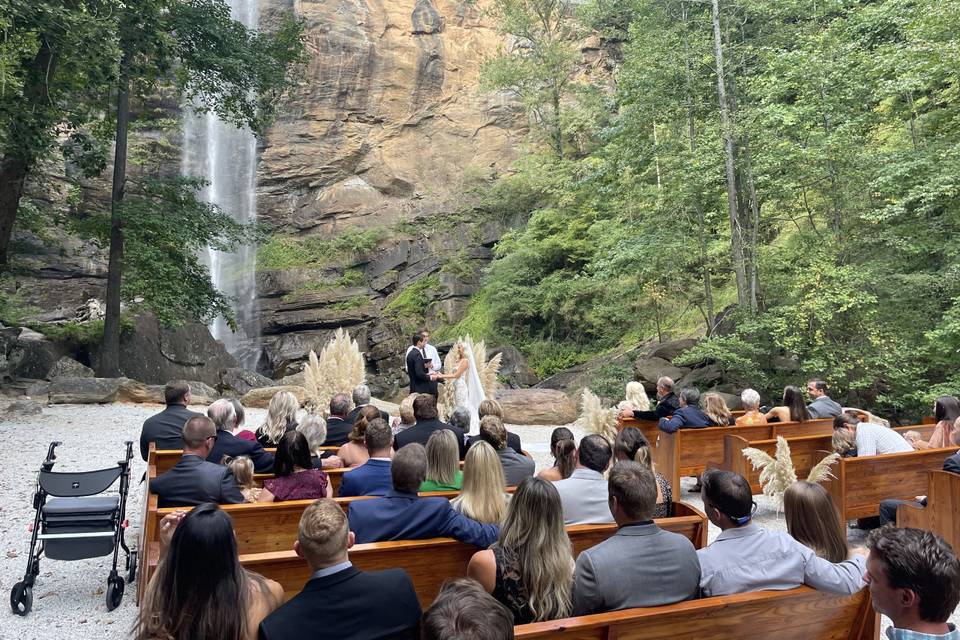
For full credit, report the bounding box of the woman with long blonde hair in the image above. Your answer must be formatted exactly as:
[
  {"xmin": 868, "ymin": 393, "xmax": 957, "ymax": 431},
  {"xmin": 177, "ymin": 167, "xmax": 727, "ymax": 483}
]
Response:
[
  {"xmin": 450, "ymin": 441, "xmax": 509, "ymax": 524},
  {"xmin": 421, "ymin": 429, "xmax": 463, "ymax": 491},
  {"xmin": 784, "ymin": 481, "xmax": 849, "ymax": 563},
  {"xmin": 467, "ymin": 476, "xmax": 574, "ymax": 624},
  {"xmin": 255, "ymin": 391, "xmax": 300, "ymax": 446},
  {"xmin": 703, "ymin": 393, "xmax": 735, "ymax": 426}
]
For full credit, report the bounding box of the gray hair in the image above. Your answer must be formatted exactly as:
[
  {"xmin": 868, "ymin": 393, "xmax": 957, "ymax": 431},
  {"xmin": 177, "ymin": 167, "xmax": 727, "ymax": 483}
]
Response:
[
  {"xmin": 679, "ymin": 387, "xmax": 700, "ymax": 407},
  {"xmin": 297, "ymin": 413, "xmax": 328, "ymax": 455},
  {"xmin": 329, "ymin": 393, "xmax": 351, "ymax": 417},
  {"xmin": 657, "ymin": 376, "xmax": 675, "ymax": 392},
  {"xmin": 448, "ymin": 407, "xmax": 472, "ymax": 431},
  {"xmin": 229, "ymin": 398, "xmax": 245, "ymax": 429},
  {"xmin": 206, "ymin": 399, "xmax": 237, "ymax": 430},
  {"xmin": 740, "ymin": 388, "xmax": 761, "ymax": 409},
  {"xmin": 352, "ymin": 384, "xmax": 371, "ymax": 407}
]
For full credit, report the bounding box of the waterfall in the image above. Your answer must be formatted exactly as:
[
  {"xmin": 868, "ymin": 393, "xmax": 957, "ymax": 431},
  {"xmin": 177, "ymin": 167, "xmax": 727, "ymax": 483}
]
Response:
[{"xmin": 180, "ymin": 0, "xmax": 261, "ymax": 370}]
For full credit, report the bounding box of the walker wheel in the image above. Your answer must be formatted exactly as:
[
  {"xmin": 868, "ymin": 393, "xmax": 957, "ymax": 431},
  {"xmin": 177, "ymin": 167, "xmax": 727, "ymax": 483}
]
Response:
[
  {"xmin": 126, "ymin": 549, "xmax": 138, "ymax": 584},
  {"xmin": 105, "ymin": 576, "xmax": 124, "ymax": 611},
  {"xmin": 10, "ymin": 582, "xmax": 32, "ymax": 616}
]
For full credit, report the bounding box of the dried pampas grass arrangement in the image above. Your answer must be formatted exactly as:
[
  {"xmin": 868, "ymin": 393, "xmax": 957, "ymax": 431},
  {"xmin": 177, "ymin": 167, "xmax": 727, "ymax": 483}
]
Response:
[
  {"xmin": 303, "ymin": 327, "xmax": 366, "ymax": 413},
  {"xmin": 436, "ymin": 335, "xmax": 503, "ymax": 420},
  {"xmin": 576, "ymin": 388, "xmax": 619, "ymax": 443},
  {"xmin": 742, "ymin": 437, "xmax": 841, "ymax": 509}
]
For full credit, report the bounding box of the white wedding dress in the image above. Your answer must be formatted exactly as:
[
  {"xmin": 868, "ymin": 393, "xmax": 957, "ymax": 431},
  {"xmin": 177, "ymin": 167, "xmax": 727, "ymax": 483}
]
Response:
[{"xmin": 452, "ymin": 350, "xmax": 486, "ymax": 434}]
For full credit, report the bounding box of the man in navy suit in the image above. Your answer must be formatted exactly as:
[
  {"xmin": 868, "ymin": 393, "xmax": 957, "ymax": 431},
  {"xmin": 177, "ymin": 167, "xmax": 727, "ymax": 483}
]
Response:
[
  {"xmin": 325, "ymin": 393, "xmax": 353, "ymax": 447},
  {"xmin": 658, "ymin": 388, "xmax": 711, "ymax": 434},
  {"xmin": 879, "ymin": 448, "xmax": 960, "ymax": 524},
  {"xmin": 139, "ymin": 380, "xmax": 202, "ymax": 460},
  {"xmin": 394, "ymin": 394, "xmax": 467, "ymax": 459},
  {"xmin": 339, "ymin": 419, "xmax": 394, "ymax": 497},
  {"xmin": 258, "ymin": 498, "xmax": 421, "ymax": 640},
  {"xmin": 151, "ymin": 416, "xmax": 245, "ymax": 508},
  {"xmin": 348, "ymin": 444, "xmax": 499, "ymax": 547},
  {"xmin": 205, "ymin": 398, "xmax": 275, "ymax": 472}
]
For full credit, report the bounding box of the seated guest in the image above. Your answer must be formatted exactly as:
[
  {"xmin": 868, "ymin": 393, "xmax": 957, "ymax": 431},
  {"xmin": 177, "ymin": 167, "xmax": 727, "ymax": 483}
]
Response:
[
  {"xmin": 226, "ymin": 455, "xmax": 261, "ymax": 503},
  {"xmin": 421, "ymin": 429, "xmax": 463, "ymax": 491},
  {"xmin": 339, "ymin": 419, "xmax": 394, "ymax": 498},
  {"xmin": 139, "ymin": 380, "xmax": 201, "ymax": 460},
  {"xmin": 537, "ymin": 427, "xmax": 576, "ymax": 482},
  {"xmin": 553, "ymin": 434, "xmax": 614, "ymax": 524},
  {"xmin": 229, "ymin": 398, "xmax": 255, "ymax": 441},
  {"xmin": 613, "ymin": 427, "xmax": 672, "ymax": 517},
  {"xmin": 448, "ymin": 406, "xmax": 473, "ymax": 439},
  {"xmin": 735, "ymin": 389, "xmax": 767, "ymax": 426},
  {"xmin": 259, "ymin": 431, "xmax": 331, "ymax": 502},
  {"xmin": 658, "ymin": 387, "xmax": 710, "ymax": 433},
  {"xmin": 451, "ymin": 441, "xmax": 511, "ymax": 524},
  {"xmin": 806, "ymin": 379, "xmax": 843, "ymax": 419},
  {"xmin": 833, "ymin": 413, "xmax": 912, "ymax": 457},
  {"xmin": 864, "ymin": 526, "xmax": 960, "ymax": 640},
  {"xmin": 618, "ymin": 376, "xmax": 680, "ymax": 422},
  {"xmin": 421, "ymin": 578, "xmax": 514, "ymax": 640},
  {"xmin": 879, "ymin": 438, "xmax": 960, "ymax": 524},
  {"xmin": 255, "ymin": 391, "xmax": 300, "ymax": 447},
  {"xmin": 764, "ymin": 385, "xmax": 811, "ymax": 423},
  {"xmin": 832, "ymin": 426, "xmax": 858, "ymax": 457},
  {"xmin": 703, "ymin": 392, "xmax": 735, "ymax": 426},
  {"xmin": 572, "ymin": 462, "xmax": 700, "ymax": 615},
  {"xmin": 697, "ymin": 469, "xmax": 866, "ymax": 596},
  {"xmin": 394, "ymin": 394, "xmax": 467, "ymax": 459},
  {"xmin": 467, "ymin": 477, "xmax": 573, "ymax": 623},
  {"xmin": 479, "ymin": 416, "xmax": 534, "ymax": 486},
  {"xmin": 207, "ymin": 398, "xmax": 275, "ymax": 473},
  {"xmin": 134, "ymin": 504, "xmax": 283, "ymax": 640},
  {"xmin": 324, "ymin": 393, "xmax": 353, "ymax": 446},
  {"xmin": 345, "ymin": 383, "xmax": 390, "ymax": 424},
  {"xmin": 337, "ymin": 405, "xmax": 380, "ymax": 468},
  {"xmin": 391, "ymin": 393, "xmax": 418, "ymax": 435},
  {"xmin": 909, "ymin": 396, "xmax": 960, "ymax": 450},
  {"xmin": 348, "ymin": 443, "xmax": 499, "ymax": 546},
  {"xmin": 258, "ymin": 499, "xmax": 421, "ymax": 640},
  {"xmin": 784, "ymin": 481, "xmax": 848, "ymax": 562},
  {"xmin": 297, "ymin": 413, "xmax": 342, "ymax": 470},
  {"xmin": 467, "ymin": 399, "xmax": 523, "ymax": 454},
  {"xmin": 152, "ymin": 416, "xmax": 245, "ymax": 508}
]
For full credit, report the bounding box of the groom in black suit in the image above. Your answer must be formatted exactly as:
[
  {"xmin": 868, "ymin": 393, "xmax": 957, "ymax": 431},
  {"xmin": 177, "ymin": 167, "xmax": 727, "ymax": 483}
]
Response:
[{"xmin": 406, "ymin": 333, "xmax": 439, "ymax": 397}]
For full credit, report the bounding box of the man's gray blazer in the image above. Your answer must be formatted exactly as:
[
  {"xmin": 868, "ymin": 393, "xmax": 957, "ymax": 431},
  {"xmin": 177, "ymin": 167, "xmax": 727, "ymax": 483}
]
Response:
[
  {"xmin": 553, "ymin": 468, "xmax": 614, "ymax": 525},
  {"xmin": 807, "ymin": 396, "xmax": 842, "ymax": 419},
  {"xmin": 572, "ymin": 522, "xmax": 701, "ymax": 615}
]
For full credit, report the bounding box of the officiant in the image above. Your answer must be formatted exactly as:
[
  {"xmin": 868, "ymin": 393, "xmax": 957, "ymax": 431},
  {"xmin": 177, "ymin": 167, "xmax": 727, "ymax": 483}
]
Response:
[{"xmin": 404, "ymin": 328, "xmax": 442, "ymax": 372}]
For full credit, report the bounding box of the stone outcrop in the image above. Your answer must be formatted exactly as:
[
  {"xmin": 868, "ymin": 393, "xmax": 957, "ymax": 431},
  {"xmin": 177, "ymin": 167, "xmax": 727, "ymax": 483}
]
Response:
[
  {"xmin": 218, "ymin": 367, "xmax": 276, "ymax": 398},
  {"xmin": 47, "ymin": 356, "xmax": 95, "ymax": 380},
  {"xmin": 495, "ymin": 388, "xmax": 578, "ymax": 425},
  {"xmin": 241, "ymin": 385, "xmax": 307, "ymax": 409}
]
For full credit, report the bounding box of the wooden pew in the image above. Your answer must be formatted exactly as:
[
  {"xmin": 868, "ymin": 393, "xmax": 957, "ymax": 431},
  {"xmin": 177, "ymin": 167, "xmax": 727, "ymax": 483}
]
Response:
[
  {"xmin": 897, "ymin": 470, "xmax": 960, "ymax": 553},
  {"xmin": 232, "ymin": 502, "xmax": 706, "ymax": 606},
  {"xmin": 723, "ymin": 424, "xmax": 934, "ymax": 494},
  {"xmin": 513, "ymin": 586, "xmax": 878, "ymax": 640},
  {"xmin": 823, "ymin": 445, "xmax": 958, "ymax": 521}
]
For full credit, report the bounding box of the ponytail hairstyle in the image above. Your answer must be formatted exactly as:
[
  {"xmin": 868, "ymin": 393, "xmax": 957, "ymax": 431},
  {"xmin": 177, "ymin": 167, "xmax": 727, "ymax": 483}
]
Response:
[
  {"xmin": 614, "ymin": 426, "xmax": 654, "ymax": 472},
  {"xmin": 348, "ymin": 405, "xmax": 380, "ymax": 443},
  {"xmin": 549, "ymin": 427, "xmax": 576, "ymax": 480}
]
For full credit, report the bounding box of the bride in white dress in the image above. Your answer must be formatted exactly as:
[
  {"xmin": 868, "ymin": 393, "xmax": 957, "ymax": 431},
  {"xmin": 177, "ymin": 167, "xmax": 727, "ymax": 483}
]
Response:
[{"xmin": 440, "ymin": 342, "xmax": 486, "ymax": 433}]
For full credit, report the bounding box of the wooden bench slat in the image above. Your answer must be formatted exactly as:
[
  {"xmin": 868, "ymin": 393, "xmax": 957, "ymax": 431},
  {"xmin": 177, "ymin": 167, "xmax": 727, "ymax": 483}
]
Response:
[{"xmin": 897, "ymin": 470, "xmax": 960, "ymax": 553}]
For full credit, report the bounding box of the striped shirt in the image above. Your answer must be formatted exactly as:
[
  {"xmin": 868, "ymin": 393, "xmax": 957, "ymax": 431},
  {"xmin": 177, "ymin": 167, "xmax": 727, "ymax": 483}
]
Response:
[
  {"xmin": 855, "ymin": 422, "xmax": 914, "ymax": 456},
  {"xmin": 887, "ymin": 624, "xmax": 960, "ymax": 640}
]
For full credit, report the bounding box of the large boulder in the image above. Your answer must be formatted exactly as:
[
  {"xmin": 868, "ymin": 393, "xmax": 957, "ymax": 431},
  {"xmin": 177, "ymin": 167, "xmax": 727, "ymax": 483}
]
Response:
[
  {"xmin": 633, "ymin": 356, "xmax": 690, "ymax": 388},
  {"xmin": 3, "ymin": 397, "xmax": 44, "ymax": 418},
  {"xmin": 241, "ymin": 385, "xmax": 308, "ymax": 409},
  {"xmin": 494, "ymin": 389, "xmax": 577, "ymax": 425},
  {"xmin": 706, "ymin": 389, "xmax": 742, "ymax": 411},
  {"xmin": 187, "ymin": 381, "xmax": 219, "ymax": 405},
  {"xmin": 46, "ymin": 356, "xmax": 94, "ymax": 380},
  {"xmin": 648, "ymin": 338, "xmax": 698, "ymax": 362},
  {"xmin": 7, "ymin": 328, "xmax": 70, "ymax": 380},
  {"xmin": 49, "ymin": 377, "xmax": 129, "ymax": 404},
  {"xmin": 491, "ymin": 345, "xmax": 538, "ymax": 388},
  {"xmin": 677, "ymin": 364, "xmax": 724, "ymax": 390},
  {"xmin": 218, "ymin": 367, "xmax": 275, "ymax": 398},
  {"xmin": 115, "ymin": 380, "xmax": 165, "ymax": 404},
  {"xmin": 92, "ymin": 312, "xmax": 236, "ymax": 387}
]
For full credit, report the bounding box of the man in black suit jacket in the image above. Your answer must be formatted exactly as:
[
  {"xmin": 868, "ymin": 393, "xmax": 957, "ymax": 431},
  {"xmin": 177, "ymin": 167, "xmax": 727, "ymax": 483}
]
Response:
[
  {"xmin": 205, "ymin": 398, "xmax": 274, "ymax": 472},
  {"xmin": 325, "ymin": 393, "xmax": 354, "ymax": 447},
  {"xmin": 406, "ymin": 333, "xmax": 439, "ymax": 396},
  {"xmin": 139, "ymin": 380, "xmax": 202, "ymax": 460},
  {"xmin": 879, "ymin": 449, "xmax": 960, "ymax": 524},
  {"xmin": 151, "ymin": 416, "xmax": 245, "ymax": 508},
  {"xmin": 345, "ymin": 383, "xmax": 390, "ymax": 424},
  {"xmin": 618, "ymin": 376, "xmax": 681, "ymax": 422},
  {"xmin": 258, "ymin": 498, "xmax": 420, "ymax": 640},
  {"xmin": 394, "ymin": 395, "xmax": 466, "ymax": 459}
]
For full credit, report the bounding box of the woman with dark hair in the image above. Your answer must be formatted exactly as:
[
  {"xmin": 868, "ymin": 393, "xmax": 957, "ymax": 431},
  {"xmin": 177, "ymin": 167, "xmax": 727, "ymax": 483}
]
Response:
[
  {"xmin": 909, "ymin": 396, "xmax": 960, "ymax": 450},
  {"xmin": 134, "ymin": 504, "xmax": 283, "ymax": 640},
  {"xmin": 765, "ymin": 385, "xmax": 811, "ymax": 423},
  {"xmin": 537, "ymin": 427, "xmax": 576, "ymax": 482},
  {"xmin": 259, "ymin": 431, "xmax": 331, "ymax": 502},
  {"xmin": 337, "ymin": 404, "xmax": 379, "ymax": 467},
  {"xmin": 784, "ymin": 481, "xmax": 848, "ymax": 563},
  {"xmin": 613, "ymin": 427, "xmax": 672, "ymax": 517}
]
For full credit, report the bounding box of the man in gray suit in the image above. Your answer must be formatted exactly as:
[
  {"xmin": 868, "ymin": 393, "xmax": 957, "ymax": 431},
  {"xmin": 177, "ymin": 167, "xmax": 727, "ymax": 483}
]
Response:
[
  {"xmin": 151, "ymin": 416, "xmax": 245, "ymax": 508},
  {"xmin": 806, "ymin": 379, "xmax": 842, "ymax": 418},
  {"xmin": 553, "ymin": 434, "xmax": 614, "ymax": 524},
  {"xmin": 572, "ymin": 462, "xmax": 700, "ymax": 614}
]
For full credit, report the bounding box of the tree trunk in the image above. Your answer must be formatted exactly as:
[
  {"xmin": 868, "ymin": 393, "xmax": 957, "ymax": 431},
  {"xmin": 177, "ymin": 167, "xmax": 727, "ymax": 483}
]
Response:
[
  {"xmin": 0, "ymin": 157, "xmax": 29, "ymax": 266},
  {"xmin": 98, "ymin": 48, "xmax": 132, "ymax": 377},
  {"xmin": 710, "ymin": 0, "xmax": 748, "ymax": 308},
  {"xmin": 552, "ymin": 81, "xmax": 563, "ymax": 159}
]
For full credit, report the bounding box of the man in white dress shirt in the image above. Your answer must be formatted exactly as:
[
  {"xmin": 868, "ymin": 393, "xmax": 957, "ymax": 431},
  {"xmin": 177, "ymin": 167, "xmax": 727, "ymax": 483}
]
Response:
[{"xmin": 405, "ymin": 328, "xmax": 441, "ymax": 373}]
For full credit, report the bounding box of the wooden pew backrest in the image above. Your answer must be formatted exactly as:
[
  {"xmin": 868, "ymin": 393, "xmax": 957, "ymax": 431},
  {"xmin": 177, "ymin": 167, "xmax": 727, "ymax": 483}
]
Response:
[{"xmin": 897, "ymin": 470, "xmax": 960, "ymax": 553}]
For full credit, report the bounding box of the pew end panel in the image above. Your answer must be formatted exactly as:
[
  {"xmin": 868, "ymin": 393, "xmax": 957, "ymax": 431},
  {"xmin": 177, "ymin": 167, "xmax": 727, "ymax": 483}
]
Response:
[{"xmin": 896, "ymin": 470, "xmax": 960, "ymax": 553}]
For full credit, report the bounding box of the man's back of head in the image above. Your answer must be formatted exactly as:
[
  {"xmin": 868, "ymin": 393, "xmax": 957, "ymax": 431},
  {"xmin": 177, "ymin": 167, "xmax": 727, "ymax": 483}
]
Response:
[
  {"xmin": 365, "ymin": 418, "xmax": 393, "ymax": 455},
  {"xmin": 329, "ymin": 393, "xmax": 351, "ymax": 418},
  {"xmin": 701, "ymin": 469, "xmax": 754, "ymax": 528},
  {"xmin": 413, "ymin": 394, "xmax": 439, "ymax": 422},
  {"xmin": 165, "ymin": 380, "xmax": 191, "ymax": 406},
  {"xmin": 392, "ymin": 443, "xmax": 428, "ymax": 493},
  {"xmin": 578, "ymin": 434, "xmax": 612, "ymax": 474},
  {"xmin": 608, "ymin": 461, "xmax": 657, "ymax": 523},
  {"xmin": 422, "ymin": 578, "xmax": 514, "ymax": 640},
  {"xmin": 657, "ymin": 376, "xmax": 675, "ymax": 394},
  {"xmin": 679, "ymin": 387, "xmax": 700, "ymax": 407},
  {"xmin": 478, "ymin": 415, "xmax": 507, "ymax": 451},
  {"xmin": 449, "ymin": 407, "xmax": 471, "ymax": 432},
  {"xmin": 297, "ymin": 498, "xmax": 351, "ymax": 572},
  {"xmin": 206, "ymin": 398, "xmax": 236, "ymax": 431},
  {"xmin": 182, "ymin": 416, "xmax": 217, "ymax": 452},
  {"xmin": 352, "ymin": 384, "xmax": 371, "ymax": 407}
]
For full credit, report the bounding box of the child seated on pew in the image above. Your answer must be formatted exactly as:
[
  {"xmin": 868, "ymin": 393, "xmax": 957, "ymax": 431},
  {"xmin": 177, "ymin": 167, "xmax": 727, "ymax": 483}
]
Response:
[{"xmin": 226, "ymin": 455, "xmax": 261, "ymax": 503}]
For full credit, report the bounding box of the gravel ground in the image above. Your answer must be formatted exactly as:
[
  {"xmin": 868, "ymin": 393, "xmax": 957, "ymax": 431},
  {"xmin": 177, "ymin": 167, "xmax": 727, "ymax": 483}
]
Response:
[{"xmin": 0, "ymin": 404, "xmax": 952, "ymax": 638}]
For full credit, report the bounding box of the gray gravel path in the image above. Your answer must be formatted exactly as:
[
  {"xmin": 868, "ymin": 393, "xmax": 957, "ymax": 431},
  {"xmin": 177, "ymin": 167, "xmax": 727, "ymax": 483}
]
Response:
[{"xmin": 0, "ymin": 405, "xmax": 951, "ymax": 638}]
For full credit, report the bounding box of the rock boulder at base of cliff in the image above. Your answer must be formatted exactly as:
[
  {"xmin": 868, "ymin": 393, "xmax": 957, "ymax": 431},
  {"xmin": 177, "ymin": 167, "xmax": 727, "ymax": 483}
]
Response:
[
  {"xmin": 47, "ymin": 356, "xmax": 95, "ymax": 380},
  {"xmin": 241, "ymin": 385, "xmax": 307, "ymax": 409},
  {"xmin": 7, "ymin": 328, "xmax": 70, "ymax": 380},
  {"xmin": 633, "ymin": 356, "xmax": 691, "ymax": 388},
  {"xmin": 4, "ymin": 398, "xmax": 44, "ymax": 417},
  {"xmin": 49, "ymin": 377, "xmax": 129, "ymax": 404},
  {"xmin": 218, "ymin": 368, "xmax": 275, "ymax": 398},
  {"xmin": 648, "ymin": 338, "xmax": 698, "ymax": 362},
  {"xmin": 495, "ymin": 389, "xmax": 578, "ymax": 425},
  {"xmin": 491, "ymin": 345, "xmax": 538, "ymax": 388}
]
